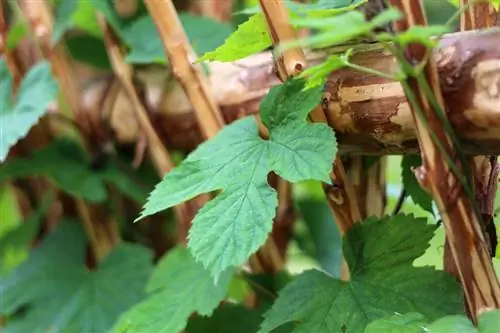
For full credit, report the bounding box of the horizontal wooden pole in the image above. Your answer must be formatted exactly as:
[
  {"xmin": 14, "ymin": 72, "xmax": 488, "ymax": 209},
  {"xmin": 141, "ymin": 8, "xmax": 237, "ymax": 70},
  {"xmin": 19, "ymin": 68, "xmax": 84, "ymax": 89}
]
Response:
[{"xmin": 83, "ymin": 28, "xmax": 500, "ymax": 155}]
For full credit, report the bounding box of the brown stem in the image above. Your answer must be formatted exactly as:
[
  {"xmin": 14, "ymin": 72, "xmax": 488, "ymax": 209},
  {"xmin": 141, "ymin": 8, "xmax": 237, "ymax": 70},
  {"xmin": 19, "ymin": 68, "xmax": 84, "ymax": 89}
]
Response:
[
  {"xmin": 390, "ymin": 0, "xmax": 500, "ymax": 321},
  {"xmin": 460, "ymin": 0, "xmax": 500, "ymax": 30},
  {"xmin": 17, "ymin": 0, "xmax": 120, "ymax": 261},
  {"xmin": 344, "ymin": 156, "xmax": 387, "ymax": 218},
  {"xmin": 444, "ymin": 3, "xmax": 500, "ymax": 311},
  {"xmin": 144, "ymin": 0, "xmax": 225, "ymax": 139},
  {"xmin": 342, "ymin": 1, "xmax": 391, "ymax": 220},
  {"xmin": 190, "ymin": 0, "xmax": 295, "ymax": 270},
  {"xmin": 258, "ymin": 0, "xmax": 363, "ymax": 281},
  {"xmin": 96, "ymin": 13, "xmax": 196, "ymax": 245},
  {"xmin": 20, "ymin": 0, "xmax": 81, "ymax": 118}
]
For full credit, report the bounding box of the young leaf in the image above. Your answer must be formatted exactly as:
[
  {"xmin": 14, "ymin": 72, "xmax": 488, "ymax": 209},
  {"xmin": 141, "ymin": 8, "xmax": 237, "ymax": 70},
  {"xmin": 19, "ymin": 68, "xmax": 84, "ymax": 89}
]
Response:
[
  {"xmin": 0, "ymin": 223, "xmax": 153, "ymax": 333},
  {"xmin": 401, "ymin": 155, "xmax": 434, "ymax": 215},
  {"xmin": 0, "ymin": 60, "xmax": 58, "ymax": 162},
  {"xmin": 111, "ymin": 246, "xmax": 233, "ymax": 333},
  {"xmin": 363, "ymin": 313, "xmax": 429, "ymax": 333},
  {"xmin": 139, "ymin": 79, "xmax": 335, "ymax": 280},
  {"xmin": 198, "ymin": 13, "xmax": 272, "ymax": 63},
  {"xmin": 259, "ymin": 214, "xmax": 463, "ymax": 333}
]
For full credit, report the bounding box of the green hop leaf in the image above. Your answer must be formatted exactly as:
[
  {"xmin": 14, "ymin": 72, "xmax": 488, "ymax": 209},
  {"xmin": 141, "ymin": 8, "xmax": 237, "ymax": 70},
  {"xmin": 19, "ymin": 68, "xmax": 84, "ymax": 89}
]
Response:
[
  {"xmin": 401, "ymin": 155, "xmax": 434, "ymax": 215},
  {"xmin": 138, "ymin": 78, "xmax": 335, "ymax": 280},
  {"xmin": 0, "ymin": 223, "xmax": 153, "ymax": 333},
  {"xmin": 111, "ymin": 246, "xmax": 233, "ymax": 333},
  {"xmin": 258, "ymin": 214, "xmax": 463, "ymax": 333},
  {"xmin": 0, "ymin": 60, "xmax": 58, "ymax": 162}
]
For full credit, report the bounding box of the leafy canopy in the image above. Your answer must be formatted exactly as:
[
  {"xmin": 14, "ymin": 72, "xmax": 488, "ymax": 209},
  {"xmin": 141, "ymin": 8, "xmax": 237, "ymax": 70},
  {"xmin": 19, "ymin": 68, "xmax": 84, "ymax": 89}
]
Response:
[
  {"xmin": 258, "ymin": 214, "xmax": 463, "ymax": 333},
  {"xmin": 0, "ymin": 60, "xmax": 58, "ymax": 162},
  {"xmin": 138, "ymin": 78, "xmax": 336, "ymax": 280},
  {"xmin": 0, "ymin": 223, "xmax": 153, "ymax": 333},
  {"xmin": 111, "ymin": 246, "xmax": 233, "ymax": 333}
]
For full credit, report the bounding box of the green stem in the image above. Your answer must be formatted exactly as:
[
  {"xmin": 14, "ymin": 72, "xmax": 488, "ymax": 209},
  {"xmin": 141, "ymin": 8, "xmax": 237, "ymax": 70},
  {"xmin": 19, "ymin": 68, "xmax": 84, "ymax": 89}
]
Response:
[{"xmin": 344, "ymin": 61, "xmax": 398, "ymax": 81}]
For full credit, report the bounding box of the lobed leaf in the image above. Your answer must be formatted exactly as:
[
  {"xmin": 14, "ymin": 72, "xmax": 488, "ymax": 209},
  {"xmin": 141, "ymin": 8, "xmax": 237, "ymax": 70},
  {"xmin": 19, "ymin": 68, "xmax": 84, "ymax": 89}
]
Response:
[
  {"xmin": 139, "ymin": 79, "xmax": 335, "ymax": 280},
  {"xmin": 0, "ymin": 60, "xmax": 58, "ymax": 162},
  {"xmin": 111, "ymin": 246, "xmax": 232, "ymax": 333},
  {"xmin": 259, "ymin": 214, "xmax": 463, "ymax": 333},
  {"xmin": 401, "ymin": 155, "xmax": 434, "ymax": 215},
  {"xmin": 0, "ymin": 223, "xmax": 153, "ymax": 333}
]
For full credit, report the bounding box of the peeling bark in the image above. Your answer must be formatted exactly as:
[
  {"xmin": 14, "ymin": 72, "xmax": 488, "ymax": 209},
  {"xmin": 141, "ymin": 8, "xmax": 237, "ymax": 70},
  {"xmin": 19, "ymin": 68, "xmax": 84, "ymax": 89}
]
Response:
[
  {"xmin": 79, "ymin": 29, "xmax": 500, "ymax": 155},
  {"xmin": 444, "ymin": 1, "xmax": 499, "ymax": 303}
]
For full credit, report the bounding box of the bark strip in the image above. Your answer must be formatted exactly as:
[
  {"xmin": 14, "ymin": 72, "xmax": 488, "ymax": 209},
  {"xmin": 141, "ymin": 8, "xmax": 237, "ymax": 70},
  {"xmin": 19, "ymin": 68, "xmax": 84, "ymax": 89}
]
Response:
[
  {"xmin": 81, "ymin": 29, "xmax": 500, "ymax": 156},
  {"xmin": 390, "ymin": 0, "xmax": 500, "ymax": 321},
  {"xmin": 96, "ymin": 12, "xmax": 201, "ymax": 245}
]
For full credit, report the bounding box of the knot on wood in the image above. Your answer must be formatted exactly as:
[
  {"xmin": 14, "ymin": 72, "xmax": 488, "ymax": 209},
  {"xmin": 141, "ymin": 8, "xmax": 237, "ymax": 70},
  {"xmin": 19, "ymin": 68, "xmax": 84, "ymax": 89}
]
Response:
[
  {"xmin": 472, "ymin": 60, "xmax": 500, "ymax": 99},
  {"xmin": 471, "ymin": 60, "xmax": 500, "ymax": 119},
  {"xmin": 323, "ymin": 182, "xmax": 345, "ymax": 205},
  {"xmin": 436, "ymin": 46, "xmax": 464, "ymax": 92}
]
